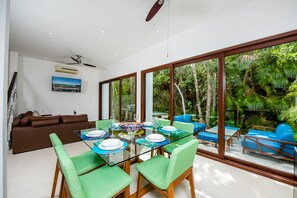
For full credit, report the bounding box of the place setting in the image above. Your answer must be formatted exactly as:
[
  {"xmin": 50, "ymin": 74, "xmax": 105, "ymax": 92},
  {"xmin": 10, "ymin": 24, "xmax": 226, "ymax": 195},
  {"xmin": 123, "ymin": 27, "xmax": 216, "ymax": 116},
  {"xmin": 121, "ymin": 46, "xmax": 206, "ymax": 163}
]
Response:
[
  {"xmin": 136, "ymin": 133, "xmax": 169, "ymax": 148},
  {"xmin": 81, "ymin": 129, "xmax": 109, "ymax": 140},
  {"xmin": 158, "ymin": 126, "xmax": 183, "ymax": 136},
  {"xmin": 92, "ymin": 138, "xmax": 128, "ymax": 155}
]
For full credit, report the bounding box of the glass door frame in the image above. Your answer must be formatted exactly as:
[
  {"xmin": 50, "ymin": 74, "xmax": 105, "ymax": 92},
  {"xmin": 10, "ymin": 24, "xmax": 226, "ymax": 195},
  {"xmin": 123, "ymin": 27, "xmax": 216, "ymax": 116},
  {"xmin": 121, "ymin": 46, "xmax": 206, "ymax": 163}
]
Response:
[
  {"xmin": 141, "ymin": 64, "xmax": 173, "ymax": 124},
  {"xmin": 99, "ymin": 72, "xmax": 137, "ymax": 121}
]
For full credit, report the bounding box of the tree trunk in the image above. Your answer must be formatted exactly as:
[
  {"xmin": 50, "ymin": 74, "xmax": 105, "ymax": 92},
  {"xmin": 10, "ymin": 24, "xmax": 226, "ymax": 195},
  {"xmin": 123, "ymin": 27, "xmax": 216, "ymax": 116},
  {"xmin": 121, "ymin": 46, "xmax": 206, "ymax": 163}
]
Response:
[
  {"xmin": 174, "ymin": 83, "xmax": 186, "ymax": 114},
  {"xmin": 212, "ymin": 72, "xmax": 217, "ymax": 113},
  {"xmin": 205, "ymin": 63, "xmax": 212, "ymax": 127},
  {"xmin": 191, "ymin": 64, "xmax": 202, "ymax": 118}
]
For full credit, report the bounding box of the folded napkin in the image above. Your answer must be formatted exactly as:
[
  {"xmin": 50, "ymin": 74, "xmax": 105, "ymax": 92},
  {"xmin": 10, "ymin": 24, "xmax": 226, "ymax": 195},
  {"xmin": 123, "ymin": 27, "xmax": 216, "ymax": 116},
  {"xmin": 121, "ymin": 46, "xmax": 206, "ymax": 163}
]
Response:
[
  {"xmin": 136, "ymin": 138, "xmax": 170, "ymax": 148},
  {"xmin": 158, "ymin": 128, "xmax": 184, "ymax": 136},
  {"xmin": 81, "ymin": 131, "xmax": 110, "ymax": 140},
  {"xmin": 92, "ymin": 140, "xmax": 128, "ymax": 155}
]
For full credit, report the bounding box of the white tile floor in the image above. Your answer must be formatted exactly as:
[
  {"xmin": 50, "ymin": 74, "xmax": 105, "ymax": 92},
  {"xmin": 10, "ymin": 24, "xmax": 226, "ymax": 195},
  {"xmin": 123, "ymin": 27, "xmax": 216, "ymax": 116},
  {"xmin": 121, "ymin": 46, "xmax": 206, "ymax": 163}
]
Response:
[{"xmin": 7, "ymin": 142, "xmax": 294, "ymax": 198}]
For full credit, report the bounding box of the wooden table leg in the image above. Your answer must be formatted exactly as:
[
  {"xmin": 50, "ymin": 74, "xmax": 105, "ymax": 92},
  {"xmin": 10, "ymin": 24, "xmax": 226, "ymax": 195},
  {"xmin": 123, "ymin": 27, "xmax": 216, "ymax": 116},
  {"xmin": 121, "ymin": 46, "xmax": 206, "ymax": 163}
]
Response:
[{"xmin": 123, "ymin": 160, "xmax": 131, "ymax": 175}]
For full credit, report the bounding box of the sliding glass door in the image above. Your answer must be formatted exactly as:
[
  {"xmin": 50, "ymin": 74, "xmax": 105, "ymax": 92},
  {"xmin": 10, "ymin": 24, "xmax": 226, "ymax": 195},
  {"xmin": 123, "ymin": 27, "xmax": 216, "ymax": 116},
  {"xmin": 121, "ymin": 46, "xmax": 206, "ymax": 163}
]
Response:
[
  {"xmin": 224, "ymin": 41, "xmax": 297, "ymax": 174},
  {"xmin": 99, "ymin": 73, "xmax": 136, "ymax": 121}
]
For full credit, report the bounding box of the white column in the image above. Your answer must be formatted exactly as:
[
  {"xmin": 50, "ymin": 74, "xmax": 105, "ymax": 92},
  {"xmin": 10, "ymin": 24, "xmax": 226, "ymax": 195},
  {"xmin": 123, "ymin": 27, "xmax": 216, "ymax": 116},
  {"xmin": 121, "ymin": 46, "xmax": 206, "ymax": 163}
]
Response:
[
  {"xmin": 0, "ymin": 0, "xmax": 10, "ymax": 197},
  {"xmin": 101, "ymin": 83, "xmax": 110, "ymax": 119},
  {"xmin": 145, "ymin": 72, "xmax": 153, "ymax": 121}
]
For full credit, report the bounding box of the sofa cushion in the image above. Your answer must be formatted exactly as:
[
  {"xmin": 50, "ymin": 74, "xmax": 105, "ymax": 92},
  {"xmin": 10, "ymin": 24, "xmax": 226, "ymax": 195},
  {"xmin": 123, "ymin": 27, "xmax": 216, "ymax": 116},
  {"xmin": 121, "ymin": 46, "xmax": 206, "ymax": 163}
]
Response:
[
  {"xmin": 31, "ymin": 119, "xmax": 60, "ymax": 127},
  {"xmin": 61, "ymin": 114, "xmax": 88, "ymax": 124},
  {"xmin": 21, "ymin": 116, "xmax": 31, "ymax": 127},
  {"xmin": 12, "ymin": 118, "xmax": 21, "ymax": 127},
  {"xmin": 30, "ymin": 115, "xmax": 61, "ymax": 122}
]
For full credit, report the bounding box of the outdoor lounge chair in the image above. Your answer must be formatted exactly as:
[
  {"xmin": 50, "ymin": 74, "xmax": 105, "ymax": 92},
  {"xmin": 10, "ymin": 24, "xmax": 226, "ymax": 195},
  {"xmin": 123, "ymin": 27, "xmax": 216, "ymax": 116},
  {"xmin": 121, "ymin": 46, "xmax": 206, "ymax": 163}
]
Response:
[
  {"xmin": 174, "ymin": 114, "xmax": 206, "ymax": 133},
  {"xmin": 241, "ymin": 123, "xmax": 297, "ymax": 161},
  {"xmin": 197, "ymin": 126, "xmax": 240, "ymax": 149}
]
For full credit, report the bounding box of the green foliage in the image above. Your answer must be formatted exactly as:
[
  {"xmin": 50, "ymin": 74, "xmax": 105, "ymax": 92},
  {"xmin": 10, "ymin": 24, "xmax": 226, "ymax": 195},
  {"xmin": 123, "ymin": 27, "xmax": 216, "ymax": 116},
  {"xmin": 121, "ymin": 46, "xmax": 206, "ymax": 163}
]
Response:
[{"xmin": 225, "ymin": 41, "xmax": 297, "ymax": 129}]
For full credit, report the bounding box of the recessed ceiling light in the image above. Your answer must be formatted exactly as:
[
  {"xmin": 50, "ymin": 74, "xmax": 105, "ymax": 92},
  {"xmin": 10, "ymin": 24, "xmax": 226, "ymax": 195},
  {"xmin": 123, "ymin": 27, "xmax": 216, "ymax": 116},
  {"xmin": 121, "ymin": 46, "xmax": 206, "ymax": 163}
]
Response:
[
  {"xmin": 101, "ymin": 30, "xmax": 105, "ymax": 34},
  {"xmin": 49, "ymin": 32, "xmax": 54, "ymax": 36},
  {"xmin": 115, "ymin": 52, "xmax": 118, "ymax": 56},
  {"xmin": 156, "ymin": 29, "xmax": 160, "ymax": 33},
  {"xmin": 44, "ymin": 57, "xmax": 48, "ymax": 60}
]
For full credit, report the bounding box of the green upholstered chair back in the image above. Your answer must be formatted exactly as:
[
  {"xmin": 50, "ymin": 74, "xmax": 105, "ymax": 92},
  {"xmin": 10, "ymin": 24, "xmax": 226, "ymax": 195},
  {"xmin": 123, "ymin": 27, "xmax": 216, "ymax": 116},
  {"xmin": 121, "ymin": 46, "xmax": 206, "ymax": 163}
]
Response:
[
  {"xmin": 54, "ymin": 145, "xmax": 86, "ymax": 198},
  {"xmin": 96, "ymin": 119, "xmax": 112, "ymax": 129},
  {"xmin": 173, "ymin": 121, "xmax": 194, "ymax": 133},
  {"xmin": 49, "ymin": 133, "xmax": 62, "ymax": 147},
  {"xmin": 165, "ymin": 139, "xmax": 198, "ymax": 186},
  {"xmin": 156, "ymin": 118, "xmax": 171, "ymax": 127}
]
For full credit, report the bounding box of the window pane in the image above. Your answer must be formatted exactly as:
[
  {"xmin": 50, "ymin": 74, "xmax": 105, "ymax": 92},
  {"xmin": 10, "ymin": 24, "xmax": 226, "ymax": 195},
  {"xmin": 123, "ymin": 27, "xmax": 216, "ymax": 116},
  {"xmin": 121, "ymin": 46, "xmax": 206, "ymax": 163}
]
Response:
[
  {"xmin": 174, "ymin": 58, "xmax": 219, "ymax": 154},
  {"xmin": 225, "ymin": 41, "xmax": 297, "ymax": 174},
  {"xmin": 145, "ymin": 69, "xmax": 170, "ymax": 121},
  {"xmin": 111, "ymin": 80, "xmax": 120, "ymax": 120},
  {"xmin": 121, "ymin": 77, "xmax": 136, "ymax": 121}
]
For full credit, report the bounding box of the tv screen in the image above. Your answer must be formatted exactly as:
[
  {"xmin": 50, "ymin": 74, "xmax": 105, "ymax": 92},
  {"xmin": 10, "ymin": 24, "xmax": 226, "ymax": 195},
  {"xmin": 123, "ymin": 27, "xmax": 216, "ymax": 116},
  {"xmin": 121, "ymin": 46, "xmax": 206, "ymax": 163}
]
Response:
[{"xmin": 52, "ymin": 76, "xmax": 81, "ymax": 92}]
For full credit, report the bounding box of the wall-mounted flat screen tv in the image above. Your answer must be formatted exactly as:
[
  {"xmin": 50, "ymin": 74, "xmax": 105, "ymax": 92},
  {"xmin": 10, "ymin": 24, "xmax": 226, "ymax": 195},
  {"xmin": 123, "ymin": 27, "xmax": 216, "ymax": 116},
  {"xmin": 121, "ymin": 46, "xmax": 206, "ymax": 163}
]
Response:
[{"xmin": 52, "ymin": 76, "xmax": 81, "ymax": 92}]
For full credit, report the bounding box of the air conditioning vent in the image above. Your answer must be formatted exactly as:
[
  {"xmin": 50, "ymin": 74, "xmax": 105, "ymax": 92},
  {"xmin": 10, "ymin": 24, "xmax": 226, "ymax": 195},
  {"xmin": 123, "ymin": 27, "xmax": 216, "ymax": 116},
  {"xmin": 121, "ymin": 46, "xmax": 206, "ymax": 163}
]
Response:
[{"xmin": 55, "ymin": 65, "xmax": 78, "ymax": 74}]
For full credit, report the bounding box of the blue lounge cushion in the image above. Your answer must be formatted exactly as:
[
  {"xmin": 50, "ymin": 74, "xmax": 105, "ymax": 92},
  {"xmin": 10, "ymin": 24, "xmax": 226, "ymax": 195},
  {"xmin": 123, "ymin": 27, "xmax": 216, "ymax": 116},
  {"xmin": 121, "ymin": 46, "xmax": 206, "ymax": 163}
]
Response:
[
  {"xmin": 241, "ymin": 137, "xmax": 280, "ymax": 155},
  {"xmin": 198, "ymin": 132, "xmax": 228, "ymax": 144},
  {"xmin": 192, "ymin": 122, "xmax": 206, "ymax": 133},
  {"xmin": 183, "ymin": 114, "xmax": 192, "ymax": 122},
  {"xmin": 174, "ymin": 114, "xmax": 206, "ymax": 133},
  {"xmin": 242, "ymin": 123, "xmax": 296, "ymax": 158},
  {"xmin": 275, "ymin": 123, "xmax": 292, "ymax": 140}
]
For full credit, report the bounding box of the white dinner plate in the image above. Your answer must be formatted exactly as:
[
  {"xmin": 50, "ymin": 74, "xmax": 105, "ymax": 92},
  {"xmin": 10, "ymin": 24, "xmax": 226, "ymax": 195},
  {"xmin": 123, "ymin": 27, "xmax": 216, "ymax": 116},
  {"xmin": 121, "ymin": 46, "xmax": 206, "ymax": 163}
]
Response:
[
  {"xmin": 143, "ymin": 122, "xmax": 153, "ymax": 126},
  {"xmin": 145, "ymin": 134, "xmax": 165, "ymax": 142},
  {"xmin": 162, "ymin": 126, "xmax": 177, "ymax": 132},
  {"xmin": 86, "ymin": 130, "xmax": 105, "ymax": 137},
  {"xmin": 99, "ymin": 139, "xmax": 124, "ymax": 150}
]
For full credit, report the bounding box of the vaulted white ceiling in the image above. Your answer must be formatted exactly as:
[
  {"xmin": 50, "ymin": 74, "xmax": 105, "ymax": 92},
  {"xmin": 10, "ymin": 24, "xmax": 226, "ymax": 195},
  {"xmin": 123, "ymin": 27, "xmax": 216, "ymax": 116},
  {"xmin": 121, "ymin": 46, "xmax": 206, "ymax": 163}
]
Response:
[{"xmin": 9, "ymin": 0, "xmax": 249, "ymax": 69}]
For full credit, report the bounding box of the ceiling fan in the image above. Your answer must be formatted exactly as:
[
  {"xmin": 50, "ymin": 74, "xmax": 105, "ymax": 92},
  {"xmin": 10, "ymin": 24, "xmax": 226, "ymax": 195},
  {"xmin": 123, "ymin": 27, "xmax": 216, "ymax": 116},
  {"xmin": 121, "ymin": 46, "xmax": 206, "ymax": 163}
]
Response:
[
  {"xmin": 66, "ymin": 55, "xmax": 97, "ymax": 68},
  {"xmin": 146, "ymin": 0, "xmax": 165, "ymax": 22}
]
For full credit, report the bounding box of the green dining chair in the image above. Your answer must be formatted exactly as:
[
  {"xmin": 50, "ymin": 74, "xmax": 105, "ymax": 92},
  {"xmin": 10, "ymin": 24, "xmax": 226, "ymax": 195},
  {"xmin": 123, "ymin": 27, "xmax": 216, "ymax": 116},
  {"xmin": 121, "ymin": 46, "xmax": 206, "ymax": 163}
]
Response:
[
  {"xmin": 96, "ymin": 119, "xmax": 112, "ymax": 129},
  {"xmin": 163, "ymin": 121, "xmax": 195, "ymax": 155},
  {"xmin": 49, "ymin": 133, "xmax": 105, "ymax": 198},
  {"xmin": 136, "ymin": 139, "xmax": 198, "ymax": 198},
  {"xmin": 156, "ymin": 118, "xmax": 171, "ymax": 127},
  {"xmin": 54, "ymin": 145, "xmax": 132, "ymax": 198}
]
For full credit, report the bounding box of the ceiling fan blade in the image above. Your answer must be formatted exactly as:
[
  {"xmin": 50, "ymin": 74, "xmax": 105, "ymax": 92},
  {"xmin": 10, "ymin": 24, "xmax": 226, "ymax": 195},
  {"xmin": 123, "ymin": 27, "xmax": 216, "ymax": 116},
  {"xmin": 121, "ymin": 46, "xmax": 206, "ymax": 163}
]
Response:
[
  {"xmin": 146, "ymin": 0, "xmax": 164, "ymax": 22},
  {"xmin": 71, "ymin": 56, "xmax": 77, "ymax": 62},
  {"xmin": 66, "ymin": 63, "xmax": 77, "ymax": 65},
  {"xmin": 83, "ymin": 63, "xmax": 97, "ymax": 68}
]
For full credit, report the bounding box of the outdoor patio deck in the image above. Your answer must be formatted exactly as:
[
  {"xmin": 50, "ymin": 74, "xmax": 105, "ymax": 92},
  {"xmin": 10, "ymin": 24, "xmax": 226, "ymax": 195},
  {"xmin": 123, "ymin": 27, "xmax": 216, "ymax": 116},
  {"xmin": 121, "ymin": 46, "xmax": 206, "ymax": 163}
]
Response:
[{"xmin": 197, "ymin": 135, "xmax": 294, "ymax": 174}]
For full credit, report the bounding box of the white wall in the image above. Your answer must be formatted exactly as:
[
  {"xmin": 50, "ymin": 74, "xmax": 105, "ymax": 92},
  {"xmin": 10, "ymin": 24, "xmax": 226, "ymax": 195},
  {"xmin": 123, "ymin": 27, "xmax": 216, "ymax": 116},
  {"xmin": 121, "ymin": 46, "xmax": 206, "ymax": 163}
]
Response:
[
  {"xmin": 8, "ymin": 51, "xmax": 18, "ymax": 83},
  {"xmin": 99, "ymin": 0, "xmax": 297, "ymax": 116},
  {"xmin": 0, "ymin": 0, "xmax": 9, "ymax": 197},
  {"xmin": 17, "ymin": 56, "xmax": 100, "ymax": 120}
]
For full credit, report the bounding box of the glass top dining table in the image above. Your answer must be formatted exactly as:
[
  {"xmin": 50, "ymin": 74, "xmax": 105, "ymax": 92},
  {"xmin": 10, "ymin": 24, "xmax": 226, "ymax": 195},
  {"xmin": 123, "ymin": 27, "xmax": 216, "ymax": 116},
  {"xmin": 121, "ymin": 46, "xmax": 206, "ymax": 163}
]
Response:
[{"xmin": 74, "ymin": 126, "xmax": 193, "ymax": 174}]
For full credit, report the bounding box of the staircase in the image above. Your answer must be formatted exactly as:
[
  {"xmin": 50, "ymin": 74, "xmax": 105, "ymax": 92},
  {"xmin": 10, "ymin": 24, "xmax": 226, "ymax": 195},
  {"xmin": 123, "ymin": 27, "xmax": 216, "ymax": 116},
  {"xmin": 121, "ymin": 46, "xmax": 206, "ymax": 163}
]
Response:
[{"xmin": 7, "ymin": 72, "xmax": 17, "ymax": 143}]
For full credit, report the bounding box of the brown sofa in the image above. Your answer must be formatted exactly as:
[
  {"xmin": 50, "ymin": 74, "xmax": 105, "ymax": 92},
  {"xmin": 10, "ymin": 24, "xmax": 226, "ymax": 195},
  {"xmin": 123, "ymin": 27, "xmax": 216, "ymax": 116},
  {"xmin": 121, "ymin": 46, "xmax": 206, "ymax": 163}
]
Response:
[{"xmin": 11, "ymin": 114, "xmax": 95, "ymax": 154}]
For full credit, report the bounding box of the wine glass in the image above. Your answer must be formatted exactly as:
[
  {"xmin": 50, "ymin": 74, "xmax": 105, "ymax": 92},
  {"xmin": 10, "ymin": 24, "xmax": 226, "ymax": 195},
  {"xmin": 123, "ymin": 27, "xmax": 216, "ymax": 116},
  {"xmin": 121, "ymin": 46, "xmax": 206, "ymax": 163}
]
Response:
[
  {"xmin": 152, "ymin": 117, "xmax": 159, "ymax": 132},
  {"xmin": 133, "ymin": 113, "xmax": 139, "ymax": 122},
  {"xmin": 110, "ymin": 115, "xmax": 116, "ymax": 138}
]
